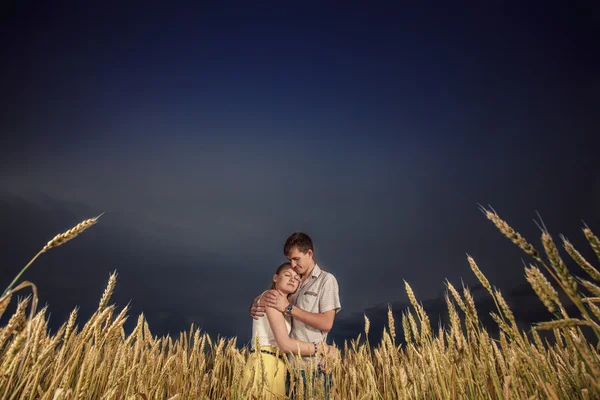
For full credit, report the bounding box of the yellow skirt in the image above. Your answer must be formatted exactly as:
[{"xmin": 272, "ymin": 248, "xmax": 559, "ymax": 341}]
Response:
[{"xmin": 242, "ymin": 346, "xmax": 287, "ymax": 399}]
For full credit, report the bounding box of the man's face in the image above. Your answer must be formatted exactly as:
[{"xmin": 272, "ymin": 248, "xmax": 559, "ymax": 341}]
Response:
[{"xmin": 286, "ymin": 247, "xmax": 313, "ymax": 276}]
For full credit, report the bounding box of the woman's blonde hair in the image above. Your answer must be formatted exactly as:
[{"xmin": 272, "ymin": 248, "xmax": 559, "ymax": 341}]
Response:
[{"xmin": 271, "ymin": 262, "xmax": 293, "ymax": 289}]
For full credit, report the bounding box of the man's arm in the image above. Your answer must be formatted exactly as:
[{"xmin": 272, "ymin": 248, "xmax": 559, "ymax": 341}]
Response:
[
  {"xmin": 289, "ymin": 307, "xmax": 336, "ymax": 333},
  {"xmin": 263, "ymin": 289, "xmax": 338, "ymax": 332},
  {"xmin": 302, "ymin": 273, "xmax": 341, "ymax": 333}
]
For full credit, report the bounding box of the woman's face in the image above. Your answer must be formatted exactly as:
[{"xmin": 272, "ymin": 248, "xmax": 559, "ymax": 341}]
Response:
[{"xmin": 274, "ymin": 267, "xmax": 301, "ymax": 294}]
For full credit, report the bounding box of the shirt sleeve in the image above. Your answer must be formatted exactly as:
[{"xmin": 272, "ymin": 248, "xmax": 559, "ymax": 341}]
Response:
[{"xmin": 319, "ymin": 273, "xmax": 341, "ymax": 314}]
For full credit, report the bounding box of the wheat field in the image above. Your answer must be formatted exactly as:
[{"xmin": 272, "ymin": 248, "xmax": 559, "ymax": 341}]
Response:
[{"xmin": 1, "ymin": 208, "xmax": 600, "ymax": 399}]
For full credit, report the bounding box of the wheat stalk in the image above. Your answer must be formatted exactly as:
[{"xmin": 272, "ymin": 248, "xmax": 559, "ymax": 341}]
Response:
[
  {"xmin": 534, "ymin": 318, "xmax": 595, "ymax": 331},
  {"xmin": 2, "ymin": 214, "xmax": 103, "ymax": 297}
]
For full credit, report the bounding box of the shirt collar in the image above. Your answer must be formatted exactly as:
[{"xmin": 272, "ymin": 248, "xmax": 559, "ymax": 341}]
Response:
[{"xmin": 310, "ymin": 263, "xmax": 322, "ymax": 278}]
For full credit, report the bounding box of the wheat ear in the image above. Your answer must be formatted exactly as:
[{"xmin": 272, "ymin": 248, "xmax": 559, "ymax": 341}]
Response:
[
  {"xmin": 583, "ymin": 226, "xmax": 600, "ymax": 262},
  {"xmin": 480, "ymin": 206, "xmax": 539, "ymax": 258},
  {"xmin": 562, "ymin": 235, "xmax": 600, "ymax": 281},
  {"xmin": 2, "ymin": 214, "xmax": 103, "ymax": 297},
  {"xmin": 0, "ymin": 292, "xmax": 11, "ymax": 319},
  {"xmin": 43, "ymin": 214, "xmax": 103, "ymax": 251},
  {"xmin": 98, "ymin": 272, "xmax": 117, "ymax": 311},
  {"xmin": 525, "ymin": 266, "xmax": 560, "ymax": 314}
]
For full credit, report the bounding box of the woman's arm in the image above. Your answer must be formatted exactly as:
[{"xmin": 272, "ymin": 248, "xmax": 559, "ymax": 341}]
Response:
[{"xmin": 266, "ymin": 306, "xmax": 324, "ymax": 356}]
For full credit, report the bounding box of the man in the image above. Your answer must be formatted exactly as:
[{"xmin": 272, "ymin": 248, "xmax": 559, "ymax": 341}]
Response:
[{"xmin": 250, "ymin": 232, "xmax": 341, "ymax": 395}]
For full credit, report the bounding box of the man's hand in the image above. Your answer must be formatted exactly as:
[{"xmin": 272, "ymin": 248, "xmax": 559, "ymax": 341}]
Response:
[
  {"xmin": 324, "ymin": 344, "xmax": 340, "ymax": 361},
  {"xmin": 249, "ymin": 294, "xmax": 266, "ymax": 320},
  {"xmin": 263, "ymin": 290, "xmax": 290, "ymax": 313},
  {"xmin": 319, "ymin": 344, "xmax": 341, "ymax": 373}
]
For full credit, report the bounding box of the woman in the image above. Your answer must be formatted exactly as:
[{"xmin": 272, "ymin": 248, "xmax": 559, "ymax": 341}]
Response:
[{"xmin": 243, "ymin": 262, "xmax": 333, "ymax": 398}]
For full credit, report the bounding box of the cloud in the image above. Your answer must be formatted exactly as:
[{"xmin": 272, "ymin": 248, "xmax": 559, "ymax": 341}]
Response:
[{"xmin": 0, "ymin": 192, "xmax": 264, "ymax": 340}]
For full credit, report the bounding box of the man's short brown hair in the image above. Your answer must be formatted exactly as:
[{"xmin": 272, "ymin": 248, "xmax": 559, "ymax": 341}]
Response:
[{"xmin": 283, "ymin": 232, "xmax": 314, "ymax": 256}]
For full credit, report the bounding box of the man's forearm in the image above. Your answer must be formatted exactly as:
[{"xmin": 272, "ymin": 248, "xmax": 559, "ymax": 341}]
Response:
[{"xmin": 290, "ymin": 306, "xmax": 333, "ymax": 332}]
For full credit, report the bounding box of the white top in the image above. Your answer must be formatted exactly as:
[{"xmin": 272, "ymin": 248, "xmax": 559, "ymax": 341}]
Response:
[{"xmin": 251, "ymin": 291, "xmax": 292, "ymax": 349}]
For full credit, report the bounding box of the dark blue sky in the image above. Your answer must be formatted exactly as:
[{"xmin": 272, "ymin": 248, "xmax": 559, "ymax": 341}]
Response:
[{"xmin": 1, "ymin": 0, "xmax": 599, "ymax": 345}]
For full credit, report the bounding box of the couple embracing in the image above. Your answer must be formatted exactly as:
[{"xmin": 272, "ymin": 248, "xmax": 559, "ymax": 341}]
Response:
[{"xmin": 243, "ymin": 232, "xmax": 341, "ymax": 398}]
